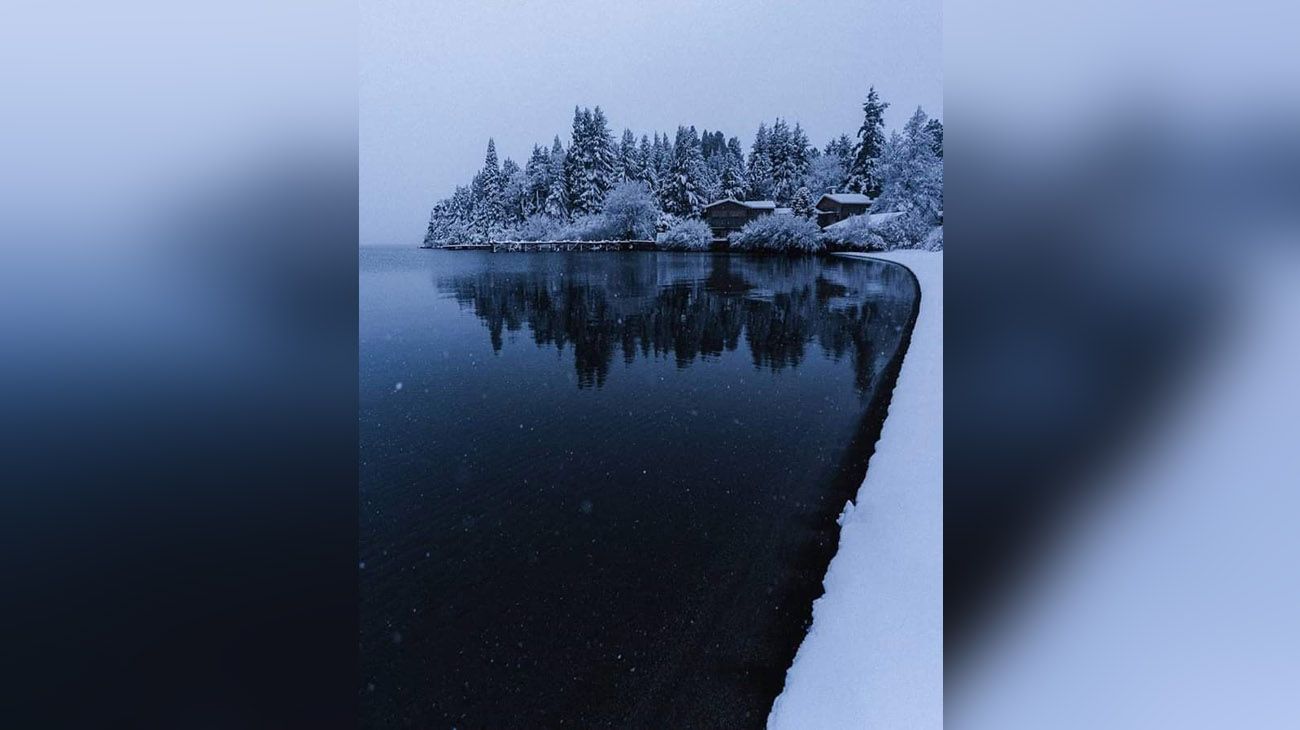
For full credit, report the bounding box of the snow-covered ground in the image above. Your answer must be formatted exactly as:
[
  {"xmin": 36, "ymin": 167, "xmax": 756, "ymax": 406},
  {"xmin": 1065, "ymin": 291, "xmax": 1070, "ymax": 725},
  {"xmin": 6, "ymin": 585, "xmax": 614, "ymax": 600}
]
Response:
[{"xmin": 768, "ymin": 251, "xmax": 943, "ymax": 729}]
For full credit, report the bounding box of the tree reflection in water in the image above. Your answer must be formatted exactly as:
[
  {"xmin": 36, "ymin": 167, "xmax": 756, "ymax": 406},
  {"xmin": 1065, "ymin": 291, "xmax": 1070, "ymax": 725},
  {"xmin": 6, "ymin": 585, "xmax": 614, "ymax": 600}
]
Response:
[{"xmin": 439, "ymin": 254, "xmax": 915, "ymax": 392}]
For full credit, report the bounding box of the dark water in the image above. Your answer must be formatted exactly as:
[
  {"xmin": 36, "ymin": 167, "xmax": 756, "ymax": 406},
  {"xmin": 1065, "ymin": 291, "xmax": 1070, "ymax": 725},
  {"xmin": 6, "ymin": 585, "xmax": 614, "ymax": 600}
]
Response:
[{"xmin": 360, "ymin": 249, "xmax": 918, "ymax": 728}]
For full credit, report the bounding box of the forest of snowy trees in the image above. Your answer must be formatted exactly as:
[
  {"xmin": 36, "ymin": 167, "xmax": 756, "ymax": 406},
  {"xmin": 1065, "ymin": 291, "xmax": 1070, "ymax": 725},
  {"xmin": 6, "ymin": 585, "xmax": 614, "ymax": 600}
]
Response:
[{"xmin": 423, "ymin": 88, "xmax": 943, "ymax": 252}]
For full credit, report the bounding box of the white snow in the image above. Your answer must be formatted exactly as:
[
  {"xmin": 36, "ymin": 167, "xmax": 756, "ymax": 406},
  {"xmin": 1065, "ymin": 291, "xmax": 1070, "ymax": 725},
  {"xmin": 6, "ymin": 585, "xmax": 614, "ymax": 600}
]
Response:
[
  {"xmin": 767, "ymin": 250, "xmax": 943, "ymax": 730},
  {"xmin": 819, "ymin": 192, "xmax": 874, "ymax": 205},
  {"xmin": 700, "ymin": 198, "xmax": 778, "ymax": 211},
  {"xmin": 821, "ymin": 211, "xmax": 903, "ymax": 233}
]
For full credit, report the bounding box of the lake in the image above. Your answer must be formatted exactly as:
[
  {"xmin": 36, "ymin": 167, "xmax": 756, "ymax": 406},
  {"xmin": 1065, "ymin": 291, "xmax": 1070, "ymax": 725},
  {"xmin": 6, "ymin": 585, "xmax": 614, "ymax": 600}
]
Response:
[{"xmin": 360, "ymin": 248, "xmax": 918, "ymax": 728}]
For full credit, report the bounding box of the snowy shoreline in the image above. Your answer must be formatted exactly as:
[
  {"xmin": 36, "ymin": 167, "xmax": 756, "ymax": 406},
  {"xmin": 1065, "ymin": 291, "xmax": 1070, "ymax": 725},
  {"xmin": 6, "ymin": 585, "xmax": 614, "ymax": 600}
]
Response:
[{"xmin": 768, "ymin": 251, "xmax": 943, "ymax": 729}]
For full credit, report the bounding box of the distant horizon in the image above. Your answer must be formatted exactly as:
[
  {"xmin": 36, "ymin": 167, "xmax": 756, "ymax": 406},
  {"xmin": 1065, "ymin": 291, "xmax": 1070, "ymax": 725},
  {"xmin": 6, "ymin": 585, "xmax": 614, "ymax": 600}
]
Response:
[{"xmin": 361, "ymin": 0, "xmax": 941, "ymax": 246}]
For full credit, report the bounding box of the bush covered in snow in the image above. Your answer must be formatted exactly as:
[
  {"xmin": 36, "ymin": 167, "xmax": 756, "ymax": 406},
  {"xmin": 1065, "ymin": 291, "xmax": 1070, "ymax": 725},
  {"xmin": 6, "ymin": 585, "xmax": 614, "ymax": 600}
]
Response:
[
  {"xmin": 656, "ymin": 219, "xmax": 713, "ymax": 251},
  {"xmin": 599, "ymin": 181, "xmax": 660, "ymax": 240},
  {"xmin": 508, "ymin": 214, "xmax": 564, "ymax": 241},
  {"xmin": 819, "ymin": 211, "xmax": 943, "ymax": 252},
  {"xmin": 556, "ymin": 214, "xmax": 621, "ymax": 241},
  {"xmin": 920, "ymin": 225, "xmax": 943, "ymax": 251},
  {"xmin": 656, "ymin": 212, "xmax": 682, "ymax": 234},
  {"xmin": 820, "ymin": 214, "xmax": 885, "ymax": 251},
  {"xmin": 873, "ymin": 212, "xmax": 937, "ymax": 250},
  {"xmin": 729, "ymin": 214, "xmax": 824, "ymax": 253}
]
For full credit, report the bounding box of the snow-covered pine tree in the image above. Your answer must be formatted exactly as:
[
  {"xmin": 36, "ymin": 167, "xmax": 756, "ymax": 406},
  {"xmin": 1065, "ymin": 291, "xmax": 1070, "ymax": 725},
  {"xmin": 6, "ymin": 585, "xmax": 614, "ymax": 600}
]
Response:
[
  {"xmin": 747, "ymin": 123, "xmax": 774, "ymax": 200},
  {"xmin": 663, "ymin": 125, "xmax": 707, "ymax": 217},
  {"xmin": 618, "ymin": 128, "xmax": 640, "ymax": 182},
  {"xmin": 471, "ymin": 139, "xmax": 507, "ymax": 239},
  {"xmin": 525, "ymin": 144, "xmax": 551, "ymax": 215},
  {"xmin": 726, "ymin": 136, "xmax": 745, "ymax": 163},
  {"xmin": 651, "ymin": 132, "xmax": 673, "ymax": 208},
  {"xmin": 545, "ymin": 136, "xmax": 569, "ymax": 219},
  {"xmin": 875, "ymin": 106, "xmax": 943, "ymax": 237},
  {"xmin": 563, "ymin": 107, "xmax": 590, "ymax": 215},
  {"xmin": 847, "ymin": 87, "xmax": 890, "ymax": 197},
  {"xmin": 563, "ymin": 106, "xmax": 617, "ymax": 216},
  {"xmin": 768, "ymin": 118, "xmax": 807, "ymax": 205},
  {"xmin": 791, "ymin": 186, "xmax": 816, "ymax": 219},
  {"xmin": 586, "ymin": 106, "xmax": 618, "ymax": 210},
  {"xmin": 718, "ymin": 137, "xmax": 747, "ymax": 200},
  {"xmin": 924, "ymin": 118, "xmax": 943, "ymax": 158},
  {"xmin": 424, "ymin": 185, "xmax": 476, "ymax": 245},
  {"xmin": 500, "ymin": 157, "xmax": 528, "ymax": 225},
  {"xmin": 700, "ymin": 134, "xmax": 724, "ymax": 202},
  {"xmin": 423, "ymin": 199, "xmax": 453, "ymax": 247},
  {"xmin": 805, "ymin": 154, "xmax": 846, "ymax": 195},
  {"xmin": 791, "ymin": 123, "xmax": 811, "ymax": 172},
  {"xmin": 637, "ymin": 134, "xmax": 656, "ymax": 190},
  {"xmin": 825, "ymin": 134, "xmax": 854, "ymax": 167}
]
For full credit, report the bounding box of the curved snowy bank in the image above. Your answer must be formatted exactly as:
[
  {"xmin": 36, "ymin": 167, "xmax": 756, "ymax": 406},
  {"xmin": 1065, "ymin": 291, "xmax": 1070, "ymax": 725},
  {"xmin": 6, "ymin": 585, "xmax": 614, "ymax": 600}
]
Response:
[{"xmin": 768, "ymin": 251, "xmax": 943, "ymax": 729}]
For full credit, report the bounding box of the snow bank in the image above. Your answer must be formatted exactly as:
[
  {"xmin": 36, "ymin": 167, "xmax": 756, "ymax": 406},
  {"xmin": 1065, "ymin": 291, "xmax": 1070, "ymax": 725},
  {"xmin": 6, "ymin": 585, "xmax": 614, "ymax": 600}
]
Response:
[{"xmin": 767, "ymin": 251, "xmax": 943, "ymax": 729}]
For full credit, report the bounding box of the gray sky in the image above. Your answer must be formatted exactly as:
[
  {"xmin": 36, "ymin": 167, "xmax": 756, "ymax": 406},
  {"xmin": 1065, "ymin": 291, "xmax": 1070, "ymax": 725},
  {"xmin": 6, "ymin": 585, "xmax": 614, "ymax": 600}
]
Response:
[{"xmin": 360, "ymin": 0, "xmax": 941, "ymax": 246}]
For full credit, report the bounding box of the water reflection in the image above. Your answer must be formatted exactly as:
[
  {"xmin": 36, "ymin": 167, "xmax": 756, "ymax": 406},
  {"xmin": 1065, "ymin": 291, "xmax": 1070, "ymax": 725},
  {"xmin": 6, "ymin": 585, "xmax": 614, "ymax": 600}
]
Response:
[{"xmin": 439, "ymin": 254, "xmax": 915, "ymax": 390}]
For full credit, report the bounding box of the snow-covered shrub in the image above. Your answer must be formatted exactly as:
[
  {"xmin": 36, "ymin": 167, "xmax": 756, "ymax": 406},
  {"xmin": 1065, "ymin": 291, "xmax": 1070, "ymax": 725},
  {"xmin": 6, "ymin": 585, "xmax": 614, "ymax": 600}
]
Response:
[
  {"xmin": 656, "ymin": 219, "xmax": 713, "ymax": 251},
  {"xmin": 509, "ymin": 214, "xmax": 565, "ymax": 241},
  {"xmin": 820, "ymin": 213, "xmax": 885, "ymax": 251},
  {"xmin": 729, "ymin": 214, "xmax": 824, "ymax": 253},
  {"xmin": 920, "ymin": 225, "xmax": 943, "ymax": 251},
  {"xmin": 871, "ymin": 211, "xmax": 935, "ymax": 249},
  {"xmin": 656, "ymin": 212, "xmax": 682, "ymax": 234},
  {"xmin": 557, "ymin": 214, "xmax": 621, "ymax": 241},
  {"xmin": 600, "ymin": 181, "xmax": 660, "ymax": 240}
]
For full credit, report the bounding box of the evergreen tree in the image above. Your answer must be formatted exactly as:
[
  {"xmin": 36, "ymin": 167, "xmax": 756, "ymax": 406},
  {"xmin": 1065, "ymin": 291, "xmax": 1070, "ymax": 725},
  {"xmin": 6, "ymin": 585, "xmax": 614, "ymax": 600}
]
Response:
[
  {"xmin": 637, "ymin": 134, "xmax": 656, "ymax": 191},
  {"xmin": 663, "ymin": 125, "xmax": 707, "ymax": 217},
  {"xmin": 525, "ymin": 144, "xmax": 551, "ymax": 214},
  {"xmin": 847, "ymin": 87, "xmax": 889, "ymax": 197},
  {"xmin": 819, "ymin": 133, "xmax": 855, "ymax": 191},
  {"xmin": 564, "ymin": 106, "xmax": 618, "ymax": 216},
  {"xmin": 875, "ymin": 107, "xmax": 943, "ymax": 229},
  {"xmin": 726, "ymin": 136, "xmax": 744, "ymax": 162},
  {"xmin": 767, "ymin": 119, "xmax": 811, "ymax": 204},
  {"xmin": 747, "ymin": 123, "xmax": 774, "ymax": 200},
  {"xmin": 424, "ymin": 185, "xmax": 476, "ymax": 245},
  {"xmin": 651, "ymin": 132, "xmax": 673, "ymax": 207},
  {"xmin": 500, "ymin": 158, "xmax": 528, "ymax": 224},
  {"xmin": 618, "ymin": 128, "xmax": 640, "ymax": 182},
  {"xmin": 924, "ymin": 118, "xmax": 943, "ymax": 158},
  {"xmin": 791, "ymin": 186, "xmax": 816, "ymax": 219},
  {"xmin": 805, "ymin": 153, "xmax": 847, "ymax": 195},
  {"xmin": 545, "ymin": 136, "xmax": 569, "ymax": 219},
  {"xmin": 471, "ymin": 138, "xmax": 507, "ymax": 238},
  {"xmin": 653, "ymin": 132, "xmax": 672, "ymax": 185},
  {"xmin": 588, "ymin": 106, "xmax": 618, "ymax": 202},
  {"xmin": 563, "ymin": 107, "xmax": 590, "ymax": 214},
  {"xmin": 825, "ymin": 133, "xmax": 854, "ymax": 165},
  {"xmin": 718, "ymin": 137, "xmax": 748, "ymax": 199}
]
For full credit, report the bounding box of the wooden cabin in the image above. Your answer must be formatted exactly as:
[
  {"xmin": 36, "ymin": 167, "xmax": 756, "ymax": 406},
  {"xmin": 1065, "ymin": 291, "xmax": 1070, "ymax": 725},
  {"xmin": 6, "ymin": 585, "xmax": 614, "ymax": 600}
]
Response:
[
  {"xmin": 814, "ymin": 193, "xmax": 872, "ymax": 228},
  {"xmin": 701, "ymin": 199, "xmax": 777, "ymax": 239}
]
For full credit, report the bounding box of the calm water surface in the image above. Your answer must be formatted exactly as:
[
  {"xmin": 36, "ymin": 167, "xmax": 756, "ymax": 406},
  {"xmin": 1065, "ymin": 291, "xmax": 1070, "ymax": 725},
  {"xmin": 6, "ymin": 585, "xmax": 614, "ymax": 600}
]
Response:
[{"xmin": 360, "ymin": 248, "xmax": 917, "ymax": 728}]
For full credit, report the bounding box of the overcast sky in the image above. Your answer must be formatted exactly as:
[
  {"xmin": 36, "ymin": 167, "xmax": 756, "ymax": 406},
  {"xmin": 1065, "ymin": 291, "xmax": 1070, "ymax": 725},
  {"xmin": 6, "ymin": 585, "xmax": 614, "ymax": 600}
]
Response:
[{"xmin": 360, "ymin": 0, "xmax": 941, "ymax": 246}]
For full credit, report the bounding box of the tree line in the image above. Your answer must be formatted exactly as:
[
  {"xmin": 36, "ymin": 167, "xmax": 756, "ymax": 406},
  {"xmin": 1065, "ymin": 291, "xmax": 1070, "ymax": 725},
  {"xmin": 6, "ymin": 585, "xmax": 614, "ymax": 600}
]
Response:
[{"xmin": 424, "ymin": 88, "xmax": 942, "ymax": 247}]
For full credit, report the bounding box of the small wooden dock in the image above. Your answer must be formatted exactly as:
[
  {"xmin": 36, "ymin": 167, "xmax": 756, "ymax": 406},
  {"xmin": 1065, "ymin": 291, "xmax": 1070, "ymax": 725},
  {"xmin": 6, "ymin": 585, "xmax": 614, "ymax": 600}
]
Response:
[{"xmin": 441, "ymin": 240, "xmax": 656, "ymax": 252}]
